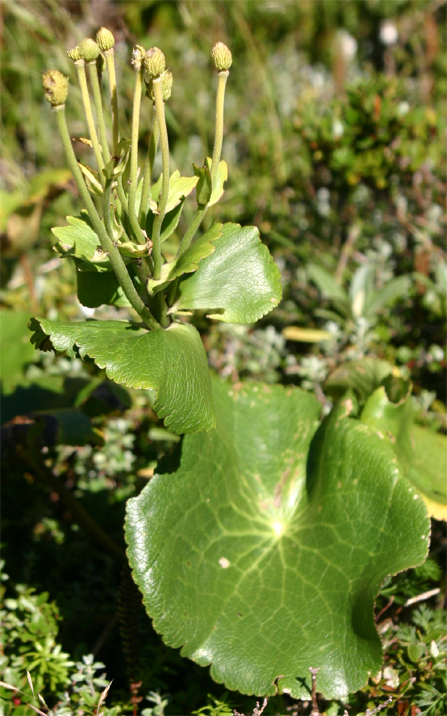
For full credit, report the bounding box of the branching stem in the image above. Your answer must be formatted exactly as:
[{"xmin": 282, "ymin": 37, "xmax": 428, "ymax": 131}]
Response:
[{"xmin": 54, "ymin": 105, "xmax": 160, "ymax": 330}]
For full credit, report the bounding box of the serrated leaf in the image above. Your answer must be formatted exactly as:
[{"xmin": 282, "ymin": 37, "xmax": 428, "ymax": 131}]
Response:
[
  {"xmin": 148, "ymin": 223, "xmax": 223, "ymax": 295},
  {"xmin": 361, "ymin": 385, "xmax": 447, "ymax": 520},
  {"xmin": 125, "ymin": 380, "xmax": 429, "ymax": 699},
  {"xmin": 176, "ymin": 223, "xmax": 282, "ymax": 323},
  {"xmin": 29, "ymin": 318, "xmax": 216, "ymax": 434},
  {"xmin": 52, "ymin": 213, "xmax": 110, "ymax": 268}
]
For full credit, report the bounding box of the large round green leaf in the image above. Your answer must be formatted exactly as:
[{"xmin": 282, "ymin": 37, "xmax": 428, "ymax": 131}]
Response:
[
  {"xmin": 176, "ymin": 224, "xmax": 282, "ymax": 323},
  {"xmin": 29, "ymin": 318, "xmax": 215, "ymax": 434},
  {"xmin": 125, "ymin": 381, "xmax": 429, "ymax": 699}
]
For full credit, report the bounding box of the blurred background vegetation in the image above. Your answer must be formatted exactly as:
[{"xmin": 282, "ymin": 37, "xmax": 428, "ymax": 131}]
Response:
[{"xmin": 1, "ymin": 1, "xmax": 446, "ymax": 715}]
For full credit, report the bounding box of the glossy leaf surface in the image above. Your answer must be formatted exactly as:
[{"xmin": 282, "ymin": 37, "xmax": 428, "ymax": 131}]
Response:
[
  {"xmin": 126, "ymin": 381, "xmax": 429, "ymax": 699},
  {"xmin": 177, "ymin": 224, "xmax": 282, "ymax": 323},
  {"xmin": 29, "ymin": 318, "xmax": 215, "ymax": 434}
]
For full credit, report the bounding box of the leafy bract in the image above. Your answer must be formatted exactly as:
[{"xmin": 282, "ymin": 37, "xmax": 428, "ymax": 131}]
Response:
[
  {"xmin": 176, "ymin": 224, "xmax": 282, "ymax": 323},
  {"xmin": 29, "ymin": 318, "xmax": 215, "ymax": 434},
  {"xmin": 146, "ymin": 199, "xmax": 186, "ymax": 244},
  {"xmin": 125, "ymin": 380, "xmax": 429, "ymax": 699},
  {"xmin": 361, "ymin": 386, "xmax": 447, "ymax": 520},
  {"xmin": 148, "ymin": 224, "xmax": 223, "ymax": 295},
  {"xmin": 52, "ymin": 212, "xmax": 110, "ymax": 269},
  {"xmin": 151, "ymin": 170, "xmax": 199, "ymax": 213},
  {"xmin": 207, "ymin": 159, "xmax": 228, "ymax": 207}
]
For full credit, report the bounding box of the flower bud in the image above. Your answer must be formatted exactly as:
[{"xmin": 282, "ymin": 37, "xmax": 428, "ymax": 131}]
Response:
[
  {"xmin": 211, "ymin": 42, "xmax": 232, "ymax": 71},
  {"xmin": 42, "ymin": 70, "xmax": 69, "ymax": 107},
  {"xmin": 67, "ymin": 46, "xmax": 81, "ymax": 62},
  {"xmin": 131, "ymin": 45, "xmax": 146, "ymax": 71},
  {"xmin": 161, "ymin": 69, "xmax": 173, "ymax": 100},
  {"xmin": 144, "ymin": 47, "xmax": 166, "ymax": 77},
  {"xmin": 96, "ymin": 27, "xmax": 115, "ymax": 52},
  {"xmin": 145, "ymin": 69, "xmax": 173, "ymax": 102},
  {"xmin": 78, "ymin": 38, "xmax": 100, "ymax": 63}
]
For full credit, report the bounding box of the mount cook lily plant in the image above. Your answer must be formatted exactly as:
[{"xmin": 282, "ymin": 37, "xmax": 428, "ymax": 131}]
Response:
[{"xmin": 29, "ymin": 28, "xmax": 444, "ymax": 706}]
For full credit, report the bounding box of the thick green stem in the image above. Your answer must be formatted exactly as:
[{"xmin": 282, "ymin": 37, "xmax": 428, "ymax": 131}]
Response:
[
  {"xmin": 151, "ymin": 77, "xmax": 170, "ymax": 280},
  {"xmin": 104, "ymin": 49, "xmax": 119, "ymax": 153},
  {"xmin": 140, "ymin": 103, "xmax": 159, "ymax": 224},
  {"xmin": 177, "ymin": 70, "xmax": 229, "ymax": 258},
  {"xmin": 54, "ymin": 105, "xmax": 160, "ymax": 330},
  {"xmin": 127, "ymin": 67, "xmax": 147, "ymax": 246},
  {"xmin": 75, "ymin": 60, "xmax": 105, "ymax": 180},
  {"xmin": 87, "ymin": 60, "xmax": 111, "ymax": 164}
]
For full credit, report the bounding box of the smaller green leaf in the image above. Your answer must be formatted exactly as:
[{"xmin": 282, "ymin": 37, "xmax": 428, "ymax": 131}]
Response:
[
  {"xmin": 308, "ymin": 264, "xmax": 351, "ymax": 318},
  {"xmin": 364, "ymin": 275, "xmax": 411, "ymax": 318},
  {"xmin": 146, "ymin": 199, "xmax": 185, "ymax": 244},
  {"xmin": 207, "ymin": 158, "xmax": 228, "ymax": 206},
  {"xmin": 29, "ymin": 318, "xmax": 216, "ymax": 434},
  {"xmin": 349, "ymin": 265, "xmax": 374, "ymax": 318},
  {"xmin": 151, "ymin": 170, "xmax": 199, "ymax": 213},
  {"xmin": 176, "ymin": 223, "xmax": 282, "ymax": 323},
  {"xmin": 116, "ymin": 238, "xmax": 152, "ymax": 258},
  {"xmin": 147, "ymin": 223, "xmax": 223, "ymax": 295},
  {"xmin": 78, "ymin": 163, "xmax": 103, "ymax": 196},
  {"xmin": 193, "ymin": 163, "xmax": 212, "ymax": 206},
  {"xmin": 52, "ymin": 213, "xmax": 110, "ymax": 268}
]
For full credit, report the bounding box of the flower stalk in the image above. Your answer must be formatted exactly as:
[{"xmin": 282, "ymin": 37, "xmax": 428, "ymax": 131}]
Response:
[
  {"xmin": 150, "ymin": 75, "xmax": 170, "ymax": 280},
  {"xmin": 52, "ymin": 100, "xmax": 159, "ymax": 330},
  {"xmin": 177, "ymin": 45, "xmax": 231, "ymax": 258},
  {"xmin": 127, "ymin": 46, "xmax": 147, "ymax": 247}
]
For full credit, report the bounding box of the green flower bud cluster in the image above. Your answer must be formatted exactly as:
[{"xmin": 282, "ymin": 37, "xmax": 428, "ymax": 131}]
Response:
[
  {"xmin": 67, "ymin": 46, "xmax": 81, "ymax": 62},
  {"xmin": 96, "ymin": 27, "xmax": 115, "ymax": 52},
  {"xmin": 42, "ymin": 69, "xmax": 69, "ymax": 107},
  {"xmin": 211, "ymin": 42, "xmax": 232, "ymax": 71},
  {"xmin": 78, "ymin": 38, "xmax": 100, "ymax": 63},
  {"xmin": 144, "ymin": 47, "xmax": 166, "ymax": 78}
]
